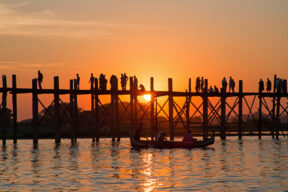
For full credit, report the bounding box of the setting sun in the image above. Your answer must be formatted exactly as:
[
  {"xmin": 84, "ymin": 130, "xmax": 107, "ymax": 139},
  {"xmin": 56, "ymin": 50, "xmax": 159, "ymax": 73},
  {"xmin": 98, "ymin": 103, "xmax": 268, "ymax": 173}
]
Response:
[{"xmin": 144, "ymin": 94, "xmax": 151, "ymax": 101}]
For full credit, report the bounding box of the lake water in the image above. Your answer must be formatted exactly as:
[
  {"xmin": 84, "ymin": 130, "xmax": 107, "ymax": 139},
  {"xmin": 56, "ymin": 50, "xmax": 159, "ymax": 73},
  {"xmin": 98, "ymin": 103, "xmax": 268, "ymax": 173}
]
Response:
[{"xmin": 0, "ymin": 137, "xmax": 287, "ymax": 191}]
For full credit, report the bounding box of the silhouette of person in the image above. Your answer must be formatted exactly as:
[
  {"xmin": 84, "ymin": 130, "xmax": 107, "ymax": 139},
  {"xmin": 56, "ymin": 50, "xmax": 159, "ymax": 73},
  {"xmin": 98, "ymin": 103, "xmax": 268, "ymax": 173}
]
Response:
[
  {"xmin": 275, "ymin": 77, "xmax": 281, "ymax": 92},
  {"xmin": 89, "ymin": 73, "xmax": 94, "ymax": 88},
  {"xmin": 229, "ymin": 77, "xmax": 235, "ymax": 93},
  {"xmin": 266, "ymin": 78, "xmax": 271, "ymax": 93},
  {"xmin": 121, "ymin": 73, "xmax": 128, "ymax": 90},
  {"xmin": 222, "ymin": 77, "xmax": 227, "ymax": 92},
  {"xmin": 124, "ymin": 73, "xmax": 128, "ymax": 90},
  {"xmin": 110, "ymin": 75, "xmax": 117, "ymax": 90},
  {"xmin": 133, "ymin": 76, "xmax": 138, "ymax": 91},
  {"xmin": 200, "ymin": 77, "xmax": 204, "ymax": 92},
  {"xmin": 99, "ymin": 73, "xmax": 107, "ymax": 91},
  {"xmin": 259, "ymin": 78, "xmax": 264, "ymax": 93},
  {"xmin": 214, "ymin": 86, "xmax": 219, "ymax": 94},
  {"xmin": 195, "ymin": 77, "xmax": 200, "ymax": 93},
  {"xmin": 120, "ymin": 74, "xmax": 124, "ymax": 90},
  {"xmin": 76, "ymin": 73, "xmax": 80, "ymax": 90},
  {"xmin": 209, "ymin": 86, "xmax": 214, "ymax": 93},
  {"xmin": 139, "ymin": 84, "xmax": 145, "ymax": 91},
  {"xmin": 37, "ymin": 70, "xmax": 43, "ymax": 89},
  {"xmin": 182, "ymin": 129, "xmax": 197, "ymax": 142}
]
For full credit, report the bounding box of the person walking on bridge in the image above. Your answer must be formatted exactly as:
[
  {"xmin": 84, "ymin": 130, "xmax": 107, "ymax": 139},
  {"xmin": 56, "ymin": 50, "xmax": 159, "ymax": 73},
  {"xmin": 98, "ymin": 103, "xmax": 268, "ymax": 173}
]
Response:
[
  {"xmin": 99, "ymin": 73, "xmax": 107, "ymax": 91},
  {"xmin": 121, "ymin": 73, "xmax": 128, "ymax": 90},
  {"xmin": 76, "ymin": 73, "xmax": 80, "ymax": 90},
  {"xmin": 38, "ymin": 70, "xmax": 43, "ymax": 90},
  {"xmin": 229, "ymin": 77, "xmax": 235, "ymax": 93},
  {"xmin": 222, "ymin": 77, "xmax": 227, "ymax": 92},
  {"xmin": 89, "ymin": 73, "xmax": 94, "ymax": 88},
  {"xmin": 259, "ymin": 79, "xmax": 264, "ymax": 93},
  {"xmin": 266, "ymin": 78, "xmax": 271, "ymax": 93}
]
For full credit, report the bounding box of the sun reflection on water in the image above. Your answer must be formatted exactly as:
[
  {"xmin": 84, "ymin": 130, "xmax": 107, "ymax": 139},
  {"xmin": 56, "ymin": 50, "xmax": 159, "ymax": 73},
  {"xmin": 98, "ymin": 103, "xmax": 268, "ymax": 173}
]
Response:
[
  {"xmin": 142, "ymin": 153, "xmax": 163, "ymax": 192},
  {"xmin": 0, "ymin": 138, "xmax": 288, "ymax": 191}
]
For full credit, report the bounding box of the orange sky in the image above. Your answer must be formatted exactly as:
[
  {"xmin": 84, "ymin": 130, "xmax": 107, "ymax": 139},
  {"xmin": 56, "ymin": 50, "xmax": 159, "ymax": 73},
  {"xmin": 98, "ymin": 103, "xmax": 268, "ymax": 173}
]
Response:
[{"xmin": 0, "ymin": 0, "xmax": 288, "ymax": 120}]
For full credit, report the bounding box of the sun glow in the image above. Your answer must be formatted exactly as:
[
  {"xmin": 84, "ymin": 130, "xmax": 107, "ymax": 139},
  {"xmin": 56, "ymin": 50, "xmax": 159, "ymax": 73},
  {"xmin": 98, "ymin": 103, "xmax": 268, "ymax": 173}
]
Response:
[{"xmin": 144, "ymin": 94, "xmax": 151, "ymax": 101}]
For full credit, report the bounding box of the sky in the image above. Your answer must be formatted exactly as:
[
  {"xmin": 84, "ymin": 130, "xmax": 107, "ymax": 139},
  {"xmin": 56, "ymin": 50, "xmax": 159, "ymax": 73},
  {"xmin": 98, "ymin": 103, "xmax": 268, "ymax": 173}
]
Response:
[{"xmin": 0, "ymin": 0, "xmax": 288, "ymax": 120}]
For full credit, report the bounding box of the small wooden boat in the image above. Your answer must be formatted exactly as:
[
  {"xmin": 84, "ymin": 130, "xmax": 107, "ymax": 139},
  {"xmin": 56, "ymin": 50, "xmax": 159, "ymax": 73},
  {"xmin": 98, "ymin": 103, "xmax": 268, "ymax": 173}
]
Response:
[{"xmin": 130, "ymin": 136, "xmax": 214, "ymax": 149}]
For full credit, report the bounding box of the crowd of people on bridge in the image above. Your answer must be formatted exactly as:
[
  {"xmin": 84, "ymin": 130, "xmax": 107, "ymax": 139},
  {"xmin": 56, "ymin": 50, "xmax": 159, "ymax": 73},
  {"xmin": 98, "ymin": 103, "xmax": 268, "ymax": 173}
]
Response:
[
  {"xmin": 259, "ymin": 77, "xmax": 287, "ymax": 93},
  {"xmin": 33, "ymin": 71, "xmax": 287, "ymax": 95},
  {"xmin": 88, "ymin": 73, "xmax": 143, "ymax": 91},
  {"xmin": 196, "ymin": 76, "xmax": 236, "ymax": 94}
]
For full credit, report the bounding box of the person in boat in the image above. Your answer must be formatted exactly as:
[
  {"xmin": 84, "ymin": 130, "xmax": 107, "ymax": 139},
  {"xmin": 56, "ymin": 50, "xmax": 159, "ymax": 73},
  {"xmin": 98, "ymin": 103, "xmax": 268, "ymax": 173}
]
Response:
[
  {"xmin": 156, "ymin": 131, "xmax": 167, "ymax": 142},
  {"xmin": 182, "ymin": 129, "xmax": 197, "ymax": 142},
  {"xmin": 134, "ymin": 122, "xmax": 143, "ymax": 141}
]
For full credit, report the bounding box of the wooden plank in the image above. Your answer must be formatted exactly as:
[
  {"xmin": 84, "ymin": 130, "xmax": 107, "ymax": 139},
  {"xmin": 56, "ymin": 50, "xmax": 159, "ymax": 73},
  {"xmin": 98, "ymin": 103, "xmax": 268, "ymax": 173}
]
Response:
[
  {"xmin": 111, "ymin": 77, "xmax": 116, "ymax": 141},
  {"xmin": 202, "ymin": 79, "xmax": 208, "ymax": 141},
  {"xmin": 186, "ymin": 78, "xmax": 191, "ymax": 129},
  {"xmin": 32, "ymin": 79, "xmax": 38, "ymax": 145},
  {"xmin": 94, "ymin": 78, "xmax": 100, "ymax": 141},
  {"xmin": 91, "ymin": 77, "xmax": 95, "ymax": 142},
  {"xmin": 168, "ymin": 78, "xmax": 174, "ymax": 140},
  {"xmin": 220, "ymin": 87, "xmax": 226, "ymax": 140},
  {"xmin": 272, "ymin": 74, "xmax": 276, "ymax": 138},
  {"xmin": 258, "ymin": 90, "xmax": 262, "ymax": 139},
  {"xmin": 130, "ymin": 77, "xmax": 134, "ymax": 133},
  {"xmin": 74, "ymin": 79, "xmax": 78, "ymax": 143},
  {"xmin": 2, "ymin": 75, "xmax": 7, "ymax": 145},
  {"xmin": 54, "ymin": 76, "xmax": 60, "ymax": 144},
  {"xmin": 276, "ymin": 89, "xmax": 280, "ymax": 139},
  {"xmin": 150, "ymin": 77, "xmax": 154, "ymax": 140},
  {"xmin": 115, "ymin": 78, "xmax": 120, "ymax": 141},
  {"xmin": 69, "ymin": 80, "xmax": 75, "ymax": 143},
  {"xmin": 12, "ymin": 75, "xmax": 17, "ymax": 144},
  {"xmin": 238, "ymin": 80, "xmax": 243, "ymax": 139}
]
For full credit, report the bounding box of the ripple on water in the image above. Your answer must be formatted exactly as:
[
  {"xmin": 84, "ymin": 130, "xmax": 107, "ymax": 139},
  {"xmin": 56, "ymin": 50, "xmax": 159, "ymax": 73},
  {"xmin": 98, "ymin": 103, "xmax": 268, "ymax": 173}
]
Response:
[{"xmin": 0, "ymin": 137, "xmax": 288, "ymax": 191}]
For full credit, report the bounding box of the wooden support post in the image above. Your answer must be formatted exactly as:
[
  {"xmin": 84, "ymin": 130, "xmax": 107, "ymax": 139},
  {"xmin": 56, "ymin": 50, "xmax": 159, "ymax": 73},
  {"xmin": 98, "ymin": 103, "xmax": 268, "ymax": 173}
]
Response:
[
  {"xmin": 258, "ymin": 91, "xmax": 262, "ymax": 139},
  {"xmin": 91, "ymin": 77, "xmax": 95, "ymax": 142},
  {"xmin": 12, "ymin": 75, "xmax": 18, "ymax": 144},
  {"xmin": 115, "ymin": 78, "xmax": 120, "ymax": 141},
  {"xmin": 2, "ymin": 75, "xmax": 7, "ymax": 145},
  {"xmin": 155, "ymin": 97, "xmax": 158, "ymax": 138},
  {"xmin": 133, "ymin": 80, "xmax": 138, "ymax": 129},
  {"xmin": 276, "ymin": 89, "xmax": 281, "ymax": 139},
  {"xmin": 186, "ymin": 78, "xmax": 191, "ymax": 129},
  {"xmin": 32, "ymin": 79, "xmax": 38, "ymax": 145},
  {"xmin": 220, "ymin": 87, "xmax": 226, "ymax": 140},
  {"xmin": 74, "ymin": 79, "xmax": 78, "ymax": 143},
  {"xmin": 238, "ymin": 80, "xmax": 243, "ymax": 139},
  {"xmin": 54, "ymin": 76, "xmax": 60, "ymax": 144},
  {"xmin": 94, "ymin": 78, "xmax": 100, "ymax": 142},
  {"xmin": 272, "ymin": 74, "xmax": 276, "ymax": 138},
  {"xmin": 202, "ymin": 79, "xmax": 208, "ymax": 141},
  {"xmin": 69, "ymin": 80, "xmax": 75, "ymax": 143},
  {"xmin": 111, "ymin": 77, "xmax": 116, "ymax": 141},
  {"xmin": 150, "ymin": 77, "xmax": 154, "ymax": 140},
  {"xmin": 130, "ymin": 77, "xmax": 134, "ymax": 132},
  {"xmin": 168, "ymin": 78, "xmax": 174, "ymax": 140}
]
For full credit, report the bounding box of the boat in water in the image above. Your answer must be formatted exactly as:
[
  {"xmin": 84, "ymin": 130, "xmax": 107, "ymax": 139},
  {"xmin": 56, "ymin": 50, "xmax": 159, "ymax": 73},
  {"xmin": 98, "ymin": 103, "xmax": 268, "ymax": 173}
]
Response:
[{"xmin": 130, "ymin": 136, "xmax": 214, "ymax": 149}]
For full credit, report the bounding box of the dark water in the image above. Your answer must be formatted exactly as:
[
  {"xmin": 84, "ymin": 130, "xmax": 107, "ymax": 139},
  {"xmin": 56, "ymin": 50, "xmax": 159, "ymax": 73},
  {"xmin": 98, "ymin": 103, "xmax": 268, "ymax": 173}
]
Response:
[{"xmin": 0, "ymin": 137, "xmax": 287, "ymax": 191}]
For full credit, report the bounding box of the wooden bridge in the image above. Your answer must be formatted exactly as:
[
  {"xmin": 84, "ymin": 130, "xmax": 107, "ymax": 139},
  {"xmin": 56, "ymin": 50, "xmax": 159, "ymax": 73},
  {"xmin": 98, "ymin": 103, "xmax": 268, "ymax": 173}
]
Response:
[{"xmin": 1, "ymin": 74, "xmax": 288, "ymax": 145}]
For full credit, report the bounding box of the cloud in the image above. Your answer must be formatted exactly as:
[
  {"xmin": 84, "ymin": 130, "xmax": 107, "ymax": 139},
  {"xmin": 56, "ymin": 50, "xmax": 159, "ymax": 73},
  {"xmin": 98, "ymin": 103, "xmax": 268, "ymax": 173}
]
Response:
[
  {"xmin": 0, "ymin": 61, "xmax": 66, "ymax": 70},
  {"xmin": 0, "ymin": 3, "xmax": 160, "ymax": 39}
]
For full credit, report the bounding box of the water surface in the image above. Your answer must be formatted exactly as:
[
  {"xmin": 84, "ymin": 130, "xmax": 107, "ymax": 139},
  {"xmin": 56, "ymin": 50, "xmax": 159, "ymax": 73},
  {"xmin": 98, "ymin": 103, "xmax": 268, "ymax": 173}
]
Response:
[{"xmin": 0, "ymin": 137, "xmax": 287, "ymax": 191}]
